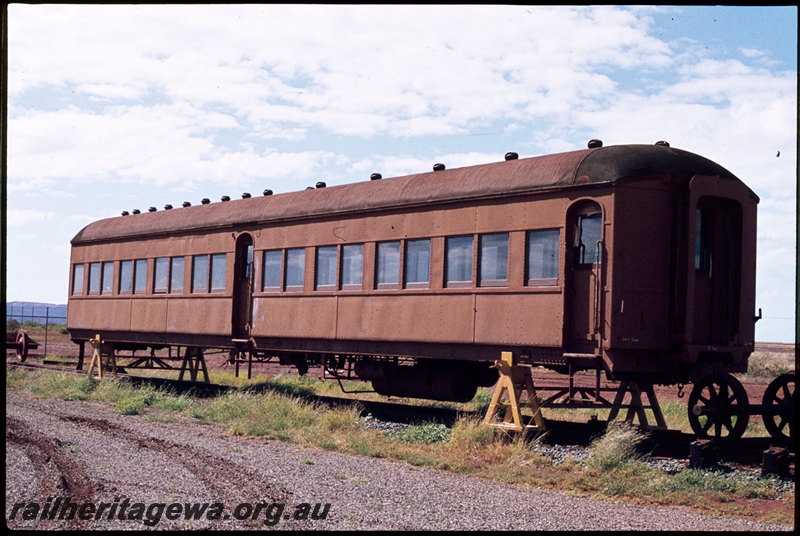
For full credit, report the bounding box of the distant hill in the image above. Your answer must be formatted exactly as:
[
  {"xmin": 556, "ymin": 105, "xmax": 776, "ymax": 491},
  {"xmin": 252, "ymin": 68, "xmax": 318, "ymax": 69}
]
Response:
[{"xmin": 6, "ymin": 301, "xmax": 68, "ymax": 323}]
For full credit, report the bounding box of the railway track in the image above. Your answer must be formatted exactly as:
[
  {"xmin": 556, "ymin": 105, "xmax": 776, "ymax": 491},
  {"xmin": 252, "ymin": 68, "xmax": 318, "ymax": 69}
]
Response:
[{"xmin": 7, "ymin": 359, "xmax": 794, "ymax": 478}]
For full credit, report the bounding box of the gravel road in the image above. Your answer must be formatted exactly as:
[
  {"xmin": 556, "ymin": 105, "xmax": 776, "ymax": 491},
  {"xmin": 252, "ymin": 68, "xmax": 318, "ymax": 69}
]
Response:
[{"xmin": 5, "ymin": 393, "xmax": 793, "ymax": 531}]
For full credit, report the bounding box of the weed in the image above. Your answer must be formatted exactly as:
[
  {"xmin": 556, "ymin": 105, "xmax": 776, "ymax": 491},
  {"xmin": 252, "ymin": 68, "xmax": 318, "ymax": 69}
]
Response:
[
  {"xmin": 744, "ymin": 352, "xmax": 793, "ymax": 380},
  {"xmin": 387, "ymin": 422, "xmax": 451, "ymax": 444},
  {"xmin": 585, "ymin": 422, "xmax": 648, "ymax": 472}
]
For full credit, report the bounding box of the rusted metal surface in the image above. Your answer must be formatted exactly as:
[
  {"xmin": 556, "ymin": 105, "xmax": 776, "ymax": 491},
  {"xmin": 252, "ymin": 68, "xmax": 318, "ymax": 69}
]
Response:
[
  {"xmin": 67, "ymin": 143, "xmax": 761, "ymax": 408},
  {"xmin": 70, "ymin": 144, "xmax": 746, "ymax": 246},
  {"xmin": 7, "ymin": 330, "xmax": 39, "ymax": 362}
]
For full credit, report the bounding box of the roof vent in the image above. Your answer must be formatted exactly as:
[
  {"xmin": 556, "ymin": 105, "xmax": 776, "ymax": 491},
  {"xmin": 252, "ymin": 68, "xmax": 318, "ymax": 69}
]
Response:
[
  {"xmin": 132, "ymin": 209, "xmax": 141, "ymax": 214},
  {"xmin": 370, "ymin": 173, "xmax": 382, "ymax": 180},
  {"xmin": 148, "ymin": 207, "xmax": 157, "ymax": 212},
  {"xmin": 433, "ymin": 163, "xmax": 445, "ymax": 171},
  {"xmin": 221, "ymin": 195, "xmax": 230, "ymax": 202},
  {"xmin": 305, "ymin": 186, "xmax": 314, "ymax": 190},
  {"xmin": 182, "ymin": 201, "xmax": 191, "ymax": 207},
  {"xmin": 263, "ymin": 189, "xmax": 273, "ymax": 196},
  {"xmin": 588, "ymin": 139, "xmax": 603, "ymax": 149},
  {"xmin": 164, "ymin": 204, "xmax": 173, "ymax": 210},
  {"xmin": 201, "ymin": 198, "xmax": 210, "ymax": 205},
  {"xmin": 655, "ymin": 140, "xmax": 670, "ymax": 147},
  {"xmin": 121, "ymin": 211, "xmax": 129, "ymax": 216},
  {"xmin": 504, "ymin": 152, "xmax": 518, "ymax": 161},
  {"xmin": 316, "ymin": 181, "xmax": 326, "ymax": 188},
  {"xmin": 241, "ymin": 192, "xmax": 251, "ymax": 198}
]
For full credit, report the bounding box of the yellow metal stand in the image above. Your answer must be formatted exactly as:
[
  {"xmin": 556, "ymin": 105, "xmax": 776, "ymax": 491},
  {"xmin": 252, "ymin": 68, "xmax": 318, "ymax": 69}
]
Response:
[
  {"xmin": 483, "ymin": 352, "xmax": 546, "ymax": 434},
  {"xmin": 87, "ymin": 334, "xmax": 117, "ymax": 379}
]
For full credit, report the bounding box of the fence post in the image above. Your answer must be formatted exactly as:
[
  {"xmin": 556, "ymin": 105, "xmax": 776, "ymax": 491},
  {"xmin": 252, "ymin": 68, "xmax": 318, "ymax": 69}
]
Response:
[{"xmin": 44, "ymin": 306, "xmax": 50, "ymax": 357}]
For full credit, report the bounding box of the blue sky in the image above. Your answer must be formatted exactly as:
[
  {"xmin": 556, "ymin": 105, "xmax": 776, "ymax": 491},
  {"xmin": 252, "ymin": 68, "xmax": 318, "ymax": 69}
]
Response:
[{"xmin": 5, "ymin": 4, "xmax": 797, "ymax": 343}]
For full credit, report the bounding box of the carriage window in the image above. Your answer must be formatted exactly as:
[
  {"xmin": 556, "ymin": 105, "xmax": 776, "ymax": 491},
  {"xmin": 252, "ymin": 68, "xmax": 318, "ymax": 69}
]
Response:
[
  {"xmin": 262, "ymin": 250, "xmax": 282, "ymax": 291},
  {"xmin": 376, "ymin": 241, "xmax": 400, "ymax": 289},
  {"xmin": 169, "ymin": 257, "xmax": 184, "ymax": 294},
  {"xmin": 405, "ymin": 239, "xmax": 431, "ymax": 289},
  {"xmin": 575, "ymin": 213, "xmax": 602, "ymax": 265},
  {"xmin": 72, "ymin": 264, "xmax": 84, "ymax": 296},
  {"xmin": 695, "ymin": 208, "xmax": 711, "ymax": 273},
  {"xmin": 119, "ymin": 260, "xmax": 133, "ymax": 294},
  {"xmin": 192, "ymin": 255, "xmax": 208, "ymax": 293},
  {"xmin": 479, "ymin": 233, "xmax": 508, "ymax": 287},
  {"xmin": 341, "ymin": 244, "xmax": 363, "ymax": 290},
  {"xmin": 316, "ymin": 246, "xmax": 338, "ymax": 290},
  {"xmin": 527, "ymin": 229, "xmax": 559, "ymax": 284},
  {"xmin": 134, "ymin": 259, "xmax": 148, "ymax": 294},
  {"xmin": 101, "ymin": 262, "xmax": 114, "ymax": 295},
  {"xmin": 210, "ymin": 254, "xmax": 227, "ymax": 292},
  {"xmin": 88, "ymin": 262, "xmax": 101, "ymax": 295},
  {"xmin": 446, "ymin": 235, "xmax": 473, "ymax": 287},
  {"xmin": 285, "ymin": 248, "xmax": 305, "ymax": 291},
  {"xmin": 154, "ymin": 257, "xmax": 169, "ymax": 293}
]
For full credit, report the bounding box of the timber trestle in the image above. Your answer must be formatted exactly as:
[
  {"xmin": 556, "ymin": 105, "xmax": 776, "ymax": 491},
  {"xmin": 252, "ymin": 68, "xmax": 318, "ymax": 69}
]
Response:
[
  {"xmin": 484, "ymin": 351, "xmax": 667, "ymax": 434},
  {"xmin": 87, "ymin": 335, "xmax": 118, "ymax": 379},
  {"xmin": 84, "ymin": 335, "xmax": 210, "ymax": 383}
]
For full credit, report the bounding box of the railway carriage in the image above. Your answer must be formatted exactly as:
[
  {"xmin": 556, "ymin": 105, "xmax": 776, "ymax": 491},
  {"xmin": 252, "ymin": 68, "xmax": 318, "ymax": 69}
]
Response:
[{"xmin": 67, "ymin": 141, "xmax": 793, "ymax": 442}]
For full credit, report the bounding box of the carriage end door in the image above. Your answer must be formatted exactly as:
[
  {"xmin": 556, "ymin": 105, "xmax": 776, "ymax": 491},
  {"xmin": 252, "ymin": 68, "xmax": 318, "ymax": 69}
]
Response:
[
  {"xmin": 232, "ymin": 233, "xmax": 254, "ymax": 339},
  {"xmin": 566, "ymin": 202, "xmax": 604, "ymax": 353}
]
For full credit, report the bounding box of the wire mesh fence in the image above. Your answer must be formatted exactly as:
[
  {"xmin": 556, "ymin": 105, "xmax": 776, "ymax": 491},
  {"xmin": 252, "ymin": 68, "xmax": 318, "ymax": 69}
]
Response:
[{"xmin": 6, "ymin": 303, "xmax": 68, "ymax": 359}]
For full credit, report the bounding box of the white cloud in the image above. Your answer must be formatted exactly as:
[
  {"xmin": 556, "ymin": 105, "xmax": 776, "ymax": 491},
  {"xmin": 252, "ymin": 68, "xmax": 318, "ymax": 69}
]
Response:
[
  {"xmin": 7, "ymin": 209, "xmax": 56, "ymax": 226},
  {"xmin": 6, "ymin": 4, "xmax": 797, "ymax": 341}
]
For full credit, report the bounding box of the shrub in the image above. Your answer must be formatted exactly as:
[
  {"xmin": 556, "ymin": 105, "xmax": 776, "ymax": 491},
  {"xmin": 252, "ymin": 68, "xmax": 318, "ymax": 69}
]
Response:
[
  {"xmin": 585, "ymin": 422, "xmax": 648, "ymax": 472},
  {"xmin": 388, "ymin": 421, "xmax": 451, "ymax": 444}
]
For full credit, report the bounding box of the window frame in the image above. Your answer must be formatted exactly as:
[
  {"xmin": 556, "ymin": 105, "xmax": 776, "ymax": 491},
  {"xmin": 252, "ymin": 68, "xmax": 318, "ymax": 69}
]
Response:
[
  {"xmin": 153, "ymin": 257, "xmax": 169, "ymax": 294},
  {"xmin": 210, "ymin": 253, "xmax": 227, "ymax": 293},
  {"xmin": 284, "ymin": 248, "xmax": 305, "ymax": 292},
  {"xmin": 445, "ymin": 235, "xmax": 474, "ymax": 288},
  {"xmin": 261, "ymin": 250, "xmax": 283, "ymax": 292},
  {"xmin": 315, "ymin": 245, "xmax": 339, "ymax": 291},
  {"xmin": 119, "ymin": 260, "xmax": 133, "ymax": 295},
  {"xmin": 340, "ymin": 243, "xmax": 364, "ymax": 291},
  {"xmin": 376, "ymin": 240, "xmax": 401, "ymax": 290},
  {"xmin": 133, "ymin": 259, "xmax": 148, "ymax": 294},
  {"xmin": 574, "ymin": 212, "xmax": 602, "ymax": 267},
  {"xmin": 404, "ymin": 238, "xmax": 431, "ymax": 290},
  {"xmin": 88, "ymin": 262, "xmax": 101, "ymax": 295},
  {"xmin": 192, "ymin": 254, "xmax": 209, "ymax": 294},
  {"xmin": 478, "ymin": 232, "xmax": 509, "ymax": 288},
  {"xmin": 526, "ymin": 228, "xmax": 560, "ymax": 286},
  {"xmin": 169, "ymin": 256, "xmax": 185, "ymax": 294},
  {"xmin": 71, "ymin": 264, "xmax": 85, "ymax": 296}
]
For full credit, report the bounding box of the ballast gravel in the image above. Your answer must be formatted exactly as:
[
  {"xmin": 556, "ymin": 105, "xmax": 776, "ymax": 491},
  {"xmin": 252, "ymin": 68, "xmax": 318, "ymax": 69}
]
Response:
[{"xmin": 5, "ymin": 393, "xmax": 793, "ymax": 531}]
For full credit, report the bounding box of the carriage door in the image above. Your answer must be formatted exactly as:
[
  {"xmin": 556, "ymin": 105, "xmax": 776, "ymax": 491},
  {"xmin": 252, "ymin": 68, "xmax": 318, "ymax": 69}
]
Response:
[
  {"xmin": 566, "ymin": 202, "xmax": 604, "ymax": 353},
  {"xmin": 232, "ymin": 233, "xmax": 254, "ymax": 339},
  {"xmin": 691, "ymin": 197, "xmax": 742, "ymax": 345}
]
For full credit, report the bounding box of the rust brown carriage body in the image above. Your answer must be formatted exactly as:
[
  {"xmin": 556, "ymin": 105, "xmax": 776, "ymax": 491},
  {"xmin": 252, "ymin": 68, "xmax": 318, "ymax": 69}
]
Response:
[{"xmin": 67, "ymin": 142, "xmax": 792, "ymax": 442}]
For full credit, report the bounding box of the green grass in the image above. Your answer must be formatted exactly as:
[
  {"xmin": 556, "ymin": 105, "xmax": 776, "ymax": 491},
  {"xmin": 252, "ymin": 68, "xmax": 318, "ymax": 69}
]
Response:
[
  {"xmin": 739, "ymin": 352, "xmax": 794, "ymax": 381},
  {"xmin": 6, "ymin": 365, "xmax": 794, "ymax": 526}
]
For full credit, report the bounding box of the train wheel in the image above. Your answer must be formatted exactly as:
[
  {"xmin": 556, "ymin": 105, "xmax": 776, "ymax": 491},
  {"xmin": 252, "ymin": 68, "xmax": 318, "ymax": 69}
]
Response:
[
  {"xmin": 15, "ymin": 330, "xmax": 28, "ymax": 362},
  {"xmin": 688, "ymin": 373, "xmax": 750, "ymax": 441},
  {"xmin": 762, "ymin": 373, "xmax": 795, "ymax": 442}
]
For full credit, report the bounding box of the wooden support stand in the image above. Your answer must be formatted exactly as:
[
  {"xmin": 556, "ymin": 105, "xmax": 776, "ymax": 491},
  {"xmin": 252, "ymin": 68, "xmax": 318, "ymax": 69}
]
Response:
[
  {"xmin": 127, "ymin": 348, "xmax": 174, "ymax": 371},
  {"xmin": 606, "ymin": 381, "xmax": 667, "ymax": 430},
  {"xmin": 87, "ymin": 334, "xmax": 117, "ymax": 379},
  {"xmin": 483, "ymin": 351, "xmax": 546, "ymax": 434},
  {"xmin": 178, "ymin": 347, "xmax": 210, "ymax": 383}
]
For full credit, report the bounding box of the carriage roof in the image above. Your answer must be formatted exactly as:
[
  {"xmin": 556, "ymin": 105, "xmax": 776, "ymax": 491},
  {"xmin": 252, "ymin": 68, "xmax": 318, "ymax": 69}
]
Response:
[{"xmin": 71, "ymin": 144, "xmax": 745, "ymax": 245}]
